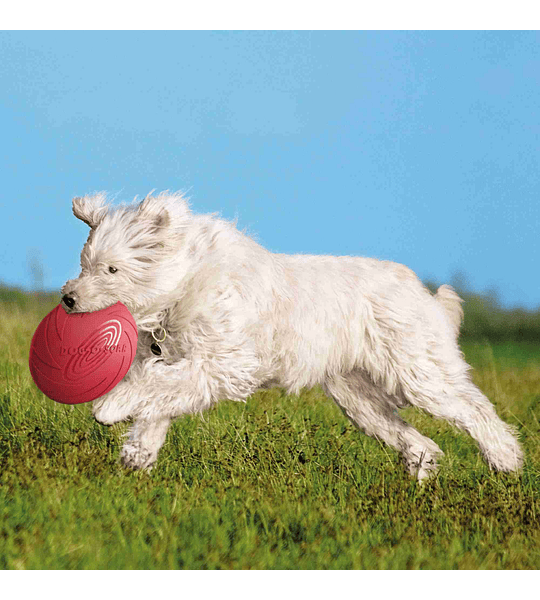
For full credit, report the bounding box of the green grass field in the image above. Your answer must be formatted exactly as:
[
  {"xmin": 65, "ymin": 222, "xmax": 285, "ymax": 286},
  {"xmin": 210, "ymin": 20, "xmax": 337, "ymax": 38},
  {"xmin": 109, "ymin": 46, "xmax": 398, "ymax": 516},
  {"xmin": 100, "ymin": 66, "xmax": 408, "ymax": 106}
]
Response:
[{"xmin": 1, "ymin": 297, "xmax": 540, "ymax": 569}]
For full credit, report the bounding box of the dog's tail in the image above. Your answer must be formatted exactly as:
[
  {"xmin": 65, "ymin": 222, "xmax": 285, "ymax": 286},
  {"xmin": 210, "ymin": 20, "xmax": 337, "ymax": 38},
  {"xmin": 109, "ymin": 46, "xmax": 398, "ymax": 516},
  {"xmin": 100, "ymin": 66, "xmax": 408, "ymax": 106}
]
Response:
[{"xmin": 435, "ymin": 284, "xmax": 464, "ymax": 338}]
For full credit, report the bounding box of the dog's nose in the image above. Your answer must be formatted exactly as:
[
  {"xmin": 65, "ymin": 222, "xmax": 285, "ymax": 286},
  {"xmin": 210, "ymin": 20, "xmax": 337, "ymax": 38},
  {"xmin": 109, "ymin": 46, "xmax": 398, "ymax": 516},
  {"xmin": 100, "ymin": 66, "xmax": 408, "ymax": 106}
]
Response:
[{"xmin": 62, "ymin": 294, "xmax": 76, "ymax": 309}]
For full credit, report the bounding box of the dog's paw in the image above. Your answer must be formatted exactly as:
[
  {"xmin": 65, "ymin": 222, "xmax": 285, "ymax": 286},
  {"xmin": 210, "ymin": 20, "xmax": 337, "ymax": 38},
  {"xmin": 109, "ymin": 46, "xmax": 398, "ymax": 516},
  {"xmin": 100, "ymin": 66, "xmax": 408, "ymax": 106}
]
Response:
[
  {"xmin": 93, "ymin": 398, "xmax": 133, "ymax": 425},
  {"xmin": 404, "ymin": 446, "xmax": 443, "ymax": 482},
  {"xmin": 120, "ymin": 441, "xmax": 156, "ymax": 471},
  {"xmin": 93, "ymin": 411, "xmax": 121, "ymax": 426}
]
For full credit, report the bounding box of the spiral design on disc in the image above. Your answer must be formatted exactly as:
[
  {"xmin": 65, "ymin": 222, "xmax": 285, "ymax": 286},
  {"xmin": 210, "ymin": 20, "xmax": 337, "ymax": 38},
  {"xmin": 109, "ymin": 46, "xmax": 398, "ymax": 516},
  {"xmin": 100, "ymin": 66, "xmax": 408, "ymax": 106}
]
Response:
[{"xmin": 63, "ymin": 320, "xmax": 123, "ymax": 381}]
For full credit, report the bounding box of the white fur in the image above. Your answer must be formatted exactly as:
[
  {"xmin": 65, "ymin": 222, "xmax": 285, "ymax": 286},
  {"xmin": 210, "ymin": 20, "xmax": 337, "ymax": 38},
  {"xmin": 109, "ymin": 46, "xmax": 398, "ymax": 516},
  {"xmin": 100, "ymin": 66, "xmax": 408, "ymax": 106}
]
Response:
[{"xmin": 62, "ymin": 192, "xmax": 523, "ymax": 479}]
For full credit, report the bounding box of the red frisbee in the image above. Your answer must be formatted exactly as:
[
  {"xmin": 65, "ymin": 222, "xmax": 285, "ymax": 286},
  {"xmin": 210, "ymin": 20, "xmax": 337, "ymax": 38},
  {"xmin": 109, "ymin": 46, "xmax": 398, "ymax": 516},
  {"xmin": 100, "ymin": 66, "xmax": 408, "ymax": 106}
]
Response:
[{"xmin": 29, "ymin": 302, "xmax": 138, "ymax": 404}]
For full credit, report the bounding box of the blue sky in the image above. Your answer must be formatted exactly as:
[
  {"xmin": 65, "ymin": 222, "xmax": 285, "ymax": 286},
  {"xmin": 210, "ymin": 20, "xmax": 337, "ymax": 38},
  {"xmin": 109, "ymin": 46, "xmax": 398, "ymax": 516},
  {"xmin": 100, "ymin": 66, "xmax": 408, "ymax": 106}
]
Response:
[{"xmin": 1, "ymin": 30, "xmax": 539, "ymax": 308}]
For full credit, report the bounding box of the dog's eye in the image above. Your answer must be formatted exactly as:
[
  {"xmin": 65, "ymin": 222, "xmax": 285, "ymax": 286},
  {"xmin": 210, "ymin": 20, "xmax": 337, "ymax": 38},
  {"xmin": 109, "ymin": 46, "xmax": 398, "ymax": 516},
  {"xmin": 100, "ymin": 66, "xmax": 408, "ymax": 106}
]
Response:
[{"xmin": 108, "ymin": 266, "xmax": 118, "ymax": 274}]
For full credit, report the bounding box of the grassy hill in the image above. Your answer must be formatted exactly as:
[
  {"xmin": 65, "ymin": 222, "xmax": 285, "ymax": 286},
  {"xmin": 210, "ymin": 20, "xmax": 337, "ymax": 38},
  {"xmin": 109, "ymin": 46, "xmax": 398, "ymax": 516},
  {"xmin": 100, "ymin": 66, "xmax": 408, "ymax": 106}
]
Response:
[{"xmin": 1, "ymin": 284, "xmax": 539, "ymax": 568}]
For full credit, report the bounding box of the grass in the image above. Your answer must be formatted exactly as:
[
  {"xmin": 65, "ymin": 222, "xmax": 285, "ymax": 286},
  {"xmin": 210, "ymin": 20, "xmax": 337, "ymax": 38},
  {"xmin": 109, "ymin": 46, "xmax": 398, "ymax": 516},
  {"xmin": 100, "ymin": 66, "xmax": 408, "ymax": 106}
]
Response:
[{"xmin": 1, "ymin": 297, "xmax": 540, "ymax": 569}]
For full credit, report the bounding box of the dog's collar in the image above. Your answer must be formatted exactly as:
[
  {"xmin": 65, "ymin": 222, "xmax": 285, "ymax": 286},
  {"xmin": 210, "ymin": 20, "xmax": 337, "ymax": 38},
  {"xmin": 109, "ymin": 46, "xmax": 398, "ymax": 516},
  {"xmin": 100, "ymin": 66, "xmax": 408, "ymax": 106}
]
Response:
[
  {"xmin": 152, "ymin": 326, "xmax": 167, "ymax": 343},
  {"xmin": 151, "ymin": 326, "xmax": 167, "ymax": 356}
]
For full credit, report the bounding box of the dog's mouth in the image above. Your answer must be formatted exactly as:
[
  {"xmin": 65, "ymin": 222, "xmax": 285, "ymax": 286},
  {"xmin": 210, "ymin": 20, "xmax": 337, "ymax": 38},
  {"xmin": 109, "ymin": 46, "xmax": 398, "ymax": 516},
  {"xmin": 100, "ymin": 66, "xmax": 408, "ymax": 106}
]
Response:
[{"xmin": 61, "ymin": 294, "xmax": 118, "ymax": 315}]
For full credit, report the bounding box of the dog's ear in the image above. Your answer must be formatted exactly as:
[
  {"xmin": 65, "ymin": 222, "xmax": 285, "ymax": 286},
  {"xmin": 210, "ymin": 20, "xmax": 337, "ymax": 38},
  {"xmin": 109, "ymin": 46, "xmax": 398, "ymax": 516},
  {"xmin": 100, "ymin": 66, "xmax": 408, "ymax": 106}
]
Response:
[
  {"xmin": 138, "ymin": 196, "xmax": 170, "ymax": 230},
  {"xmin": 137, "ymin": 192, "xmax": 190, "ymax": 231},
  {"xmin": 72, "ymin": 194, "xmax": 109, "ymax": 228}
]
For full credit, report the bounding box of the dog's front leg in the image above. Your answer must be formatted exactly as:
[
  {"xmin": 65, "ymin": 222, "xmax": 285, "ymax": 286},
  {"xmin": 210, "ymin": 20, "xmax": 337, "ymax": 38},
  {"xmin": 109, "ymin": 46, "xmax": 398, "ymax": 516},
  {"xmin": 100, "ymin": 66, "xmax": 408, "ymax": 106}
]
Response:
[
  {"xmin": 92, "ymin": 378, "xmax": 140, "ymax": 425},
  {"xmin": 120, "ymin": 417, "xmax": 171, "ymax": 470},
  {"xmin": 92, "ymin": 364, "xmax": 173, "ymax": 470},
  {"xmin": 92, "ymin": 356, "xmax": 156, "ymax": 425},
  {"xmin": 100, "ymin": 351, "xmax": 259, "ymax": 470}
]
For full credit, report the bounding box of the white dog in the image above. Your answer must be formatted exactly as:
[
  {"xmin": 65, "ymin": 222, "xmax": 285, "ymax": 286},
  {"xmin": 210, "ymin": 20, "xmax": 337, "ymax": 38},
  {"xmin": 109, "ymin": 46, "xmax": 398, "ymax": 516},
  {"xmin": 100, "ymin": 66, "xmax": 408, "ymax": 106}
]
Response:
[{"xmin": 61, "ymin": 192, "xmax": 523, "ymax": 480}]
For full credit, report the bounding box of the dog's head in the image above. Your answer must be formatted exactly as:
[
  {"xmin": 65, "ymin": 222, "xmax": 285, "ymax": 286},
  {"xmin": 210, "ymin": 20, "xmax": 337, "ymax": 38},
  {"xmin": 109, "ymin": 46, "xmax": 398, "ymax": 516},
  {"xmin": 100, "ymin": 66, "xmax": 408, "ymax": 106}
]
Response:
[{"xmin": 61, "ymin": 192, "xmax": 190, "ymax": 315}]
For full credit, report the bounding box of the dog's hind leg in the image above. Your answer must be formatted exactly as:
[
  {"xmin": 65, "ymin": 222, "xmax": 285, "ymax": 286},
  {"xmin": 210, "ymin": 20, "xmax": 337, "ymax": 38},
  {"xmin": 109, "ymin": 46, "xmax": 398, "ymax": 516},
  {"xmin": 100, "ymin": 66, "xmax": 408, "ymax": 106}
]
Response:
[
  {"xmin": 120, "ymin": 417, "xmax": 171, "ymax": 470},
  {"xmin": 323, "ymin": 371, "xmax": 443, "ymax": 480},
  {"xmin": 401, "ymin": 367, "xmax": 523, "ymax": 474}
]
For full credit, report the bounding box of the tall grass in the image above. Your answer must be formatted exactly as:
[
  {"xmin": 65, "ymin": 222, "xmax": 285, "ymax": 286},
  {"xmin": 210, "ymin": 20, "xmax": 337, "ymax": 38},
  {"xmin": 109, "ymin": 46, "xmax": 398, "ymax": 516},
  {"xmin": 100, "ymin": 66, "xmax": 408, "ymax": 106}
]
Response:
[{"xmin": 1, "ymin": 290, "xmax": 540, "ymax": 569}]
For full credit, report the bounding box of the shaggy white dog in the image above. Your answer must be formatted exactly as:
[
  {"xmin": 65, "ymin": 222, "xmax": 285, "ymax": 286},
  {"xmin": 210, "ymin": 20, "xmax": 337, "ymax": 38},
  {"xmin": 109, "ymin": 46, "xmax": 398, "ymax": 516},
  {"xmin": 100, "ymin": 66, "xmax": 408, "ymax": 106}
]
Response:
[{"xmin": 61, "ymin": 192, "xmax": 523, "ymax": 480}]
